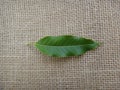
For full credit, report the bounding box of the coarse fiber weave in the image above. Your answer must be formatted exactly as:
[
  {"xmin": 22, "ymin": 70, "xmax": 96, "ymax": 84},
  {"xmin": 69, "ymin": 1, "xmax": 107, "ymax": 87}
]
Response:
[{"xmin": 0, "ymin": 0, "xmax": 120, "ymax": 90}]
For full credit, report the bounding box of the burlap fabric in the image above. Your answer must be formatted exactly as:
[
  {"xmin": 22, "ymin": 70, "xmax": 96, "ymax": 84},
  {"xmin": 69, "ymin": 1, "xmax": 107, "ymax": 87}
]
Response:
[{"xmin": 0, "ymin": 0, "xmax": 120, "ymax": 90}]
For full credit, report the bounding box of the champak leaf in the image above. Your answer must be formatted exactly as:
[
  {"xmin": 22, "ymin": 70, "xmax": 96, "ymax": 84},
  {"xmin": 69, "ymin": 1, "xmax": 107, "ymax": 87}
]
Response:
[{"xmin": 34, "ymin": 35, "xmax": 100, "ymax": 57}]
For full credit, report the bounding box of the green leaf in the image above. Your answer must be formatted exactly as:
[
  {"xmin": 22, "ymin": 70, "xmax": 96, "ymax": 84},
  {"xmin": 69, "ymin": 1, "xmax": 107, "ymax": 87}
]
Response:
[{"xmin": 35, "ymin": 35, "xmax": 100, "ymax": 57}]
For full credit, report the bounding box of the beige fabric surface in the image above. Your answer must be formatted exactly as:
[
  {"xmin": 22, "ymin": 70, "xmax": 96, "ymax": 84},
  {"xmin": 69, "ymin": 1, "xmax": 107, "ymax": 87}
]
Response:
[{"xmin": 0, "ymin": 0, "xmax": 120, "ymax": 90}]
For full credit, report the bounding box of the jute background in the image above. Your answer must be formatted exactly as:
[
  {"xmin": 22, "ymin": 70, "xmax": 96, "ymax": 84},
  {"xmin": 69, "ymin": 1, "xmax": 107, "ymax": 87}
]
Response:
[{"xmin": 0, "ymin": 0, "xmax": 120, "ymax": 90}]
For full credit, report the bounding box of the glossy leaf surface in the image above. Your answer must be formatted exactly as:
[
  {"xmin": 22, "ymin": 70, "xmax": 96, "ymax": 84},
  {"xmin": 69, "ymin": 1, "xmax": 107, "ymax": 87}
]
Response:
[{"xmin": 35, "ymin": 35, "xmax": 99, "ymax": 57}]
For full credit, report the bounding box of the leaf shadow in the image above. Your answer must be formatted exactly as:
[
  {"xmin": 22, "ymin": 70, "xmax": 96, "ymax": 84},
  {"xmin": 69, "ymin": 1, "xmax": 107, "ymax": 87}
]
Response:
[
  {"xmin": 41, "ymin": 54, "xmax": 85, "ymax": 64},
  {"xmin": 0, "ymin": 76, "xmax": 4, "ymax": 90}
]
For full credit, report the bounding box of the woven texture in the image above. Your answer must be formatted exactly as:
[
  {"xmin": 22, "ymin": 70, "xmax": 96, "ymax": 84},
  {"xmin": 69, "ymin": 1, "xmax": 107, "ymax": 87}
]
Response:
[{"xmin": 0, "ymin": 0, "xmax": 120, "ymax": 90}]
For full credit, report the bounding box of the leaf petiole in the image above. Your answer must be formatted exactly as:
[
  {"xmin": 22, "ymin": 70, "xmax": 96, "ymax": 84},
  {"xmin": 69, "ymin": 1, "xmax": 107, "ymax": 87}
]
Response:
[{"xmin": 27, "ymin": 42, "xmax": 36, "ymax": 46}]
